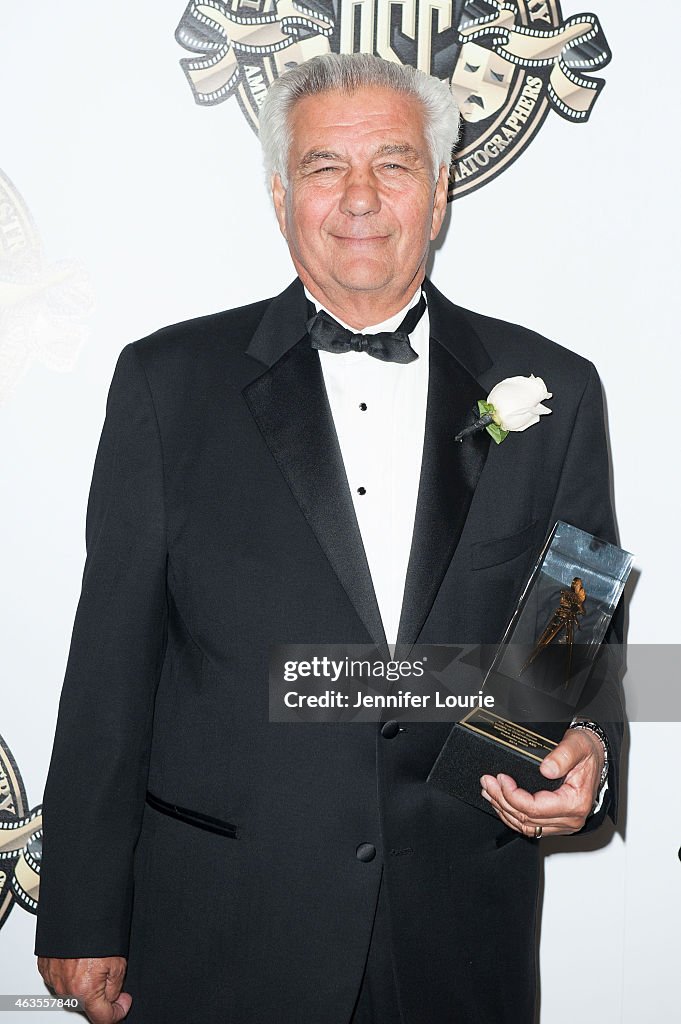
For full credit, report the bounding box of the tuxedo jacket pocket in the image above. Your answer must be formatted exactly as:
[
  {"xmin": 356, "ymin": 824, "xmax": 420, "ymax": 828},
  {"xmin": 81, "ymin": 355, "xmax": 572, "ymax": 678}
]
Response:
[
  {"xmin": 145, "ymin": 790, "xmax": 240, "ymax": 839},
  {"xmin": 469, "ymin": 518, "xmax": 541, "ymax": 570}
]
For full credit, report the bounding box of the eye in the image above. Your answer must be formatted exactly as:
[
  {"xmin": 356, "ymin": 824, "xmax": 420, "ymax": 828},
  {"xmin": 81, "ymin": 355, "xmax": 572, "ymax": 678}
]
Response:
[
  {"xmin": 490, "ymin": 69, "xmax": 505, "ymax": 82},
  {"xmin": 464, "ymin": 62, "xmax": 480, "ymax": 72}
]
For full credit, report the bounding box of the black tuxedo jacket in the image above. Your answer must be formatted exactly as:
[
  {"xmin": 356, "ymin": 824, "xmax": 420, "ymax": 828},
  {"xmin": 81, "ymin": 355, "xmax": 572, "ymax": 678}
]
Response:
[{"xmin": 35, "ymin": 278, "xmax": 624, "ymax": 1023}]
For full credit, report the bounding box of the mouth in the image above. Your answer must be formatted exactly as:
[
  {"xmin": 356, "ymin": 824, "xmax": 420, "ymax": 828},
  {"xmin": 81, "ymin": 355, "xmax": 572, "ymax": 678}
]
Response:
[{"xmin": 331, "ymin": 234, "xmax": 390, "ymax": 245}]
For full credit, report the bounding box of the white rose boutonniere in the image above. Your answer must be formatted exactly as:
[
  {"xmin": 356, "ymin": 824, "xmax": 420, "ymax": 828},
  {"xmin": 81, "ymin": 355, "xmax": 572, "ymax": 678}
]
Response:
[{"xmin": 455, "ymin": 374, "xmax": 553, "ymax": 444}]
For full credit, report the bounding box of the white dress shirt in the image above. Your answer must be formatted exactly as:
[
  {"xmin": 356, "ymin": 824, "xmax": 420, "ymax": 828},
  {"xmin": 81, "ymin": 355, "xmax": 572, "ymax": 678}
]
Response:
[{"xmin": 306, "ymin": 286, "xmax": 429, "ymax": 647}]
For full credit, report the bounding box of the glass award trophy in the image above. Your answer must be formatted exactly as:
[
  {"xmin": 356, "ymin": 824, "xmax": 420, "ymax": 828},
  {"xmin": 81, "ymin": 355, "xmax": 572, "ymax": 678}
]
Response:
[{"xmin": 427, "ymin": 521, "xmax": 633, "ymax": 815}]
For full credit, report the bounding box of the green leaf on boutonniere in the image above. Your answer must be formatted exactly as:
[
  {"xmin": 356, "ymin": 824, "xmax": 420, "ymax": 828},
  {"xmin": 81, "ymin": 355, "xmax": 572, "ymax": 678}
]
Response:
[
  {"xmin": 477, "ymin": 400, "xmax": 509, "ymax": 445},
  {"xmin": 487, "ymin": 423, "xmax": 509, "ymax": 444}
]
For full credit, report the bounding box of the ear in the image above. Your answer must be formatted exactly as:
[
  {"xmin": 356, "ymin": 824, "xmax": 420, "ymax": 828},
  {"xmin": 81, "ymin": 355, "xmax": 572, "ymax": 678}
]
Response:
[
  {"xmin": 430, "ymin": 164, "xmax": 450, "ymax": 241},
  {"xmin": 271, "ymin": 173, "xmax": 288, "ymax": 240}
]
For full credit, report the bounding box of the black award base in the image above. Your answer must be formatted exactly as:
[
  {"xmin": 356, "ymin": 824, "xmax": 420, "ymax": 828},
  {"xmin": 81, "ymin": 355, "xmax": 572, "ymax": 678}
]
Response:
[{"xmin": 427, "ymin": 709, "xmax": 565, "ymax": 816}]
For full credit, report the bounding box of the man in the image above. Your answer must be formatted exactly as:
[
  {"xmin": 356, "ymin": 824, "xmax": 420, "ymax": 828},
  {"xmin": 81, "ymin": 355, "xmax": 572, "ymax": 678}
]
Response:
[{"xmin": 35, "ymin": 53, "xmax": 623, "ymax": 1023}]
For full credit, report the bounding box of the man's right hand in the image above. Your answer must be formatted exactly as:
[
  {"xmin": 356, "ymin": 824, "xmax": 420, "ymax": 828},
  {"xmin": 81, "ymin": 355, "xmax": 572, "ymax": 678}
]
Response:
[{"xmin": 37, "ymin": 957, "xmax": 131, "ymax": 1023}]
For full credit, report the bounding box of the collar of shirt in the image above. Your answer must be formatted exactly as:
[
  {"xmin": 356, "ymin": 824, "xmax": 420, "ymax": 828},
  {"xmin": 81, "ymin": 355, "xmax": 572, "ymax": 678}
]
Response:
[{"xmin": 303, "ymin": 284, "xmax": 429, "ymax": 364}]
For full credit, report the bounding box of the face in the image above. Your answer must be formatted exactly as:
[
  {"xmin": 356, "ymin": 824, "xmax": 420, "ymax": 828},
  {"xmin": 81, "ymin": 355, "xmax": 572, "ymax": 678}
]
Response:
[{"xmin": 271, "ymin": 85, "xmax": 449, "ymax": 319}]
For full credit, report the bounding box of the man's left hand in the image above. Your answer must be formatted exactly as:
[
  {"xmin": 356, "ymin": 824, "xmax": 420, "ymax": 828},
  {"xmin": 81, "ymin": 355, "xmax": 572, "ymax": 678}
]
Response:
[{"xmin": 480, "ymin": 728, "xmax": 605, "ymax": 837}]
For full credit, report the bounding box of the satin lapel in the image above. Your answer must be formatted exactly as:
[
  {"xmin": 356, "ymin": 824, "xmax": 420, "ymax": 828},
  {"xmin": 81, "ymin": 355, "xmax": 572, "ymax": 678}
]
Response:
[
  {"xmin": 395, "ymin": 280, "xmax": 493, "ymax": 656},
  {"xmin": 241, "ymin": 280, "xmax": 388, "ymax": 653}
]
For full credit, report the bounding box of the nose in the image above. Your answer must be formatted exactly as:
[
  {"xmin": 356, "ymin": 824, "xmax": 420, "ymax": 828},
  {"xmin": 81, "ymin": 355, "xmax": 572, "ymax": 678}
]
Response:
[{"xmin": 339, "ymin": 168, "xmax": 381, "ymax": 217}]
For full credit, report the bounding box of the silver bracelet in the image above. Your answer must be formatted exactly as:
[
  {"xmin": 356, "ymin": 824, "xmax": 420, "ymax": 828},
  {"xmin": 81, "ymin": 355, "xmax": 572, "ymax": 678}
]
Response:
[{"xmin": 570, "ymin": 718, "xmax": 609, "ymax": 788}]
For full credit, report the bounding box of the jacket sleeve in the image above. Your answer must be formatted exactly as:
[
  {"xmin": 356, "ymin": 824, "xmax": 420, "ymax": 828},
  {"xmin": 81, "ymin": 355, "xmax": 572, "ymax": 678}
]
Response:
[
  {"xmin": 546, "ymin": 361, "xmax": 626, "ymax": 831},
  {"xmin": 34, "ymin": 342, "xmax": 168, "ymax": 957}
]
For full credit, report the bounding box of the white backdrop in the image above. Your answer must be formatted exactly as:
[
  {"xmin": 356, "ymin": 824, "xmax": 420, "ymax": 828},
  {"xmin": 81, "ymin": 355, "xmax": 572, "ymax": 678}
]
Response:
[{"xmin": 1, "ymin": 2, "xmax": 679, "ymax": 1020}]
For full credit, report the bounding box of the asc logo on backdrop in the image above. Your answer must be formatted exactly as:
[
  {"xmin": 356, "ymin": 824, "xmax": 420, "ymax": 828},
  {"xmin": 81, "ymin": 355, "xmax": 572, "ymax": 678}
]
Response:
[{"xmin": 175, "ymin": 0, "xmax": 610, "ymax": 198}]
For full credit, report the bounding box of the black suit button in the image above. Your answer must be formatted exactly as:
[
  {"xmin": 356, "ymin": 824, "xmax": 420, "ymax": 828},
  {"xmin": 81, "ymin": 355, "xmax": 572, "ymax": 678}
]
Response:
[
  {"xmin": 381, "ymin": 720, "xmax": 400, "ymax": 739},
  {"xmin": 356, "ymin": 843, "xmax": 376, "ymax": 862}
]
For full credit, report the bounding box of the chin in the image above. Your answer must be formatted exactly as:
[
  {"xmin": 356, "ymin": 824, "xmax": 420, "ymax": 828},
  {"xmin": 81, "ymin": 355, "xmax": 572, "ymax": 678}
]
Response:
[
  {"xmin": 332, "ymin": 263, "xmax": 394, "ymax": 293},
  {"xmin": 335, "ymin": 278, "xmax": 388, "ymax": 294}
]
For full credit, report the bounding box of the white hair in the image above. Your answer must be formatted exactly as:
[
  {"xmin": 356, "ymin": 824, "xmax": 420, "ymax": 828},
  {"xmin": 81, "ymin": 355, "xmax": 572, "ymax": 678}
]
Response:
[{"xmin": 258, "ymin": 52, "xmax": 460, "ymax": 187}]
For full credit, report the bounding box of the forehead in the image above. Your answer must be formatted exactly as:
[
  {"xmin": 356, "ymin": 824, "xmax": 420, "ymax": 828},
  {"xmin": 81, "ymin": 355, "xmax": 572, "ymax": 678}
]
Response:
[{"xmin": 288, "ymin": 85, "xmax": 429, "ymax": 157}]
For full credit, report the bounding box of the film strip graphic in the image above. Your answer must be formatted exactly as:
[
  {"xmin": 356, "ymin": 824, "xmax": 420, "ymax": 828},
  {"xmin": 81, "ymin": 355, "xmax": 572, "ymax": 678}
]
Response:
[
  {"xmin": 176, "ymin": 0, "xmax": 609, "ymax": 119},
  {"xmin": 457, "ymin": 2, "xmax": 610, "ymax": 122},
  {"xmin": 0, "ymin": 735, "xmax": 41, "ymax": 926},
  {"xmin": 0, "ymin": 810, "xmax": 42, "ymax": 915},
  {"xmin": 176, "ymin": 0, "xmax": 333, "ymax": 106}
]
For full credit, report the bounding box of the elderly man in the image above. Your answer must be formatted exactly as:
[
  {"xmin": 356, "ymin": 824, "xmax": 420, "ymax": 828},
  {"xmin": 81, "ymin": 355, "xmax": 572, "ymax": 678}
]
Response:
[{"xmin": 35, "ymin": 53, "xmax": 622, "ymax": 1024}]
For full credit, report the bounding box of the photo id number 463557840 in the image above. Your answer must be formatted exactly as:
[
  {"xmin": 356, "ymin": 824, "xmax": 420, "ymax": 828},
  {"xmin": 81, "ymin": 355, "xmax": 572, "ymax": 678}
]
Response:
[{"xmin": 0, "ymin": 996, "xmax": 82, "ymax": 1011}]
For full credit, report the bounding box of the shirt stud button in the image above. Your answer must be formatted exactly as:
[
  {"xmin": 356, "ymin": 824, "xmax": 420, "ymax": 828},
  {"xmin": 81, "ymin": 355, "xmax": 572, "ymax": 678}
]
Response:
[
  {"xmin": 357, "ymin": 486, "xmax": 366, "ymax": 495},
  {"xmin": 359, "ymin": 402, "xmax": 367, "ymax": 411}
]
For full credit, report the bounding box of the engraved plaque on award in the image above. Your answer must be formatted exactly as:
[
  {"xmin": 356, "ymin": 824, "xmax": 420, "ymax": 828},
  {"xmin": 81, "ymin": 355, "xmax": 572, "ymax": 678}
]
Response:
[{"xmin": 427, "ymin": 521, "xmax": 633, "ymax": 815}]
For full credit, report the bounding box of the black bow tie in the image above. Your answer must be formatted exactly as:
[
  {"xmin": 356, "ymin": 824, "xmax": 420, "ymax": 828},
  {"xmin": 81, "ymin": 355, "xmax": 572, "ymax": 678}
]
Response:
[{"xmin": 306, "ymin": 292, "xmax": 426, "ymax": 364}]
